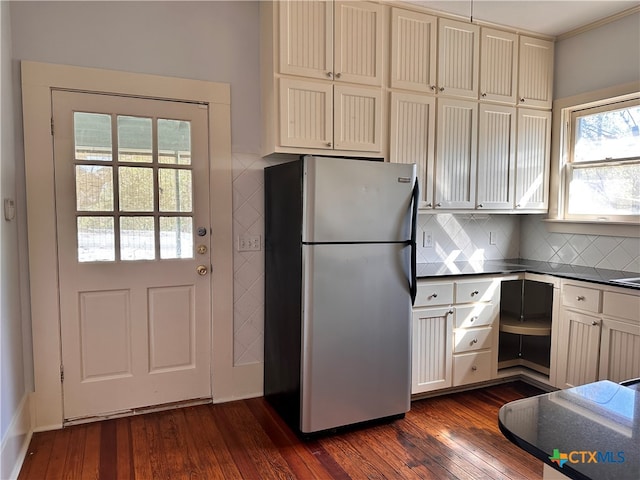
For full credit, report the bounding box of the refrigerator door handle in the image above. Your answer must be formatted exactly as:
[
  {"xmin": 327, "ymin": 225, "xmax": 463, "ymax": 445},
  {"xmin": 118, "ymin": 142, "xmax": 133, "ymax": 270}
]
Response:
[{"xmin": 409, "ymin": 179, "xmax": 419, "ymax": 306}]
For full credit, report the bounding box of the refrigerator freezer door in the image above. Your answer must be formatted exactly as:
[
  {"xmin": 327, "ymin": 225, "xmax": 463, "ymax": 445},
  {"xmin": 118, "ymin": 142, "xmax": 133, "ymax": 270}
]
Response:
[
  {"xmin": 300, "ymin": 243, "xmax": 411, "ymax": 433},
  {"xmin": 302, "ymin": 156, "xmax": 416, "ymax": 243}
]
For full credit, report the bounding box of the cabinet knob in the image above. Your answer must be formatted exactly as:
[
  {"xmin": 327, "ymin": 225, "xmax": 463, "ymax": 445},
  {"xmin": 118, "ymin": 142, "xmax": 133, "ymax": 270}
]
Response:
[
  {"xmin": 481, "ymin": 92, "xmax": 487, "ymax": 97},
  {"xmin": 430, "ymin": 85, "xmax": 437, "ymax": 91},
  {"xmin": 425, "ymin": 202, "xmax": 432, "ymax": 208},
  {"xmin": 326, "ymin": 142, "xmax": 332, "ymax": 148},
  {"xmin": 577, "ymin": 295, "xmax": 585, "ymax": 301},
  {"xmin": 470, "ymin": 316, "xmax": 477, "ymax": 323},
  {"xmin": 326, "ymin": 72, "xmax": 333, "ymax": 78},
  {"xmin": 515, "ymin": 204, "xmax": 521, "ymax": 208},
  {"xmin": 335, "ymin": 72, "xmax": 342, "ymax": 79},
  {"xmin": 471, "ymin": 338, "xmax": 478, "ymax": 344},
  {"xmin": 448, "ymin": 309, "xmax": 454, "ymax": 315},
  {"xmin": 431, "ymin": 293, "xmax": 438, "ymax": 298},
  {"xmin": 436, "ymin": 202, "xmax": 442, "ymax": 207},
  {"xmin": 439, "ymin": 87, "xmax": 445, "ymax": 92},
  {"xmin": 520, "ymin": 98, "xmax": 525, "ymax": 102},
  {"xmin": 477, "ymin": 204, "xmax": 483, "ymax": 208},
  {"xmin": 471, "ymin": 365, "xmax": 478, "ymax": 371},
  {"xmin": 592, "ymin": 321, "xmax": 599, "ymax": 326},
  {"xmin": 471, "ymin": 290, "xmax": 479, "ymax": 296}
]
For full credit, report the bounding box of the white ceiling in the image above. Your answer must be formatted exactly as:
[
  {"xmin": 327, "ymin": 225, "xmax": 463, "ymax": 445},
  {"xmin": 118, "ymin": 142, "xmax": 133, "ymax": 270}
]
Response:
[{"xmin": 406, "ymin": 0, "xmax": 640, "ymax": 36}]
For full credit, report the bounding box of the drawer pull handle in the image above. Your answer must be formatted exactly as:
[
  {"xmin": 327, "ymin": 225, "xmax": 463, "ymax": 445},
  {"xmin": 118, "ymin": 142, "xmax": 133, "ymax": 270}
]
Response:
[
  {"xmin": 577, "ymin": 295, "xmax": 585, "ymax": 301},
  {"xmin": 471, "ymin": 366, "xmax": 477, "ymax": 371},
  {"xmin": 471, "ymin": 290, "xmax": 479, "ymax": 296}
]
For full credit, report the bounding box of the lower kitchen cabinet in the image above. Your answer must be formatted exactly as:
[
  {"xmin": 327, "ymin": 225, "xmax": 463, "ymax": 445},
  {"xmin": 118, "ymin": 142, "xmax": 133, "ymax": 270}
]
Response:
[
  {"xmin": 412, "ymin": 306, "xmax": 453, "ymax": 394},
  {"xmin": 556, "ymin": 280, "xmax": 640, "ymax": 389}
]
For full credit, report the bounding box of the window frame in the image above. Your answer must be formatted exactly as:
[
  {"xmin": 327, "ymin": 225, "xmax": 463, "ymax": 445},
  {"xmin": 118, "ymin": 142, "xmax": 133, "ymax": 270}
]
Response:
[{"xmin": 554, "ymin": 88, "xmax": 640, "ymax": 227}]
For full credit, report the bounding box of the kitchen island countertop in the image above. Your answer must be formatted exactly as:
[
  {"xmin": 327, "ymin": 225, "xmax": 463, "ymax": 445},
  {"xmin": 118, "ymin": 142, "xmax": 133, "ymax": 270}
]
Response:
[{"xmin": 416, "ymin": 258, "xmax": 639, "ymax": 290}]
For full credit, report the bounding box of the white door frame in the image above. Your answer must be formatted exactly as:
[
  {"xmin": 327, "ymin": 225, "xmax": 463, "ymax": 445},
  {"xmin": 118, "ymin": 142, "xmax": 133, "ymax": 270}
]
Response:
[{"xmin": 21, "ymin": 61, "xmax": 244, "ymax": 430}]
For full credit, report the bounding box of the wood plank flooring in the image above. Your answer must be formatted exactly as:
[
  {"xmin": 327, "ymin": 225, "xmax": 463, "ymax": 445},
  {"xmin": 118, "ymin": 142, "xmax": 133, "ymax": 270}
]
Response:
[{"xmin": 18, "ymin": 381, "xmax": 544, "ymax": 480}]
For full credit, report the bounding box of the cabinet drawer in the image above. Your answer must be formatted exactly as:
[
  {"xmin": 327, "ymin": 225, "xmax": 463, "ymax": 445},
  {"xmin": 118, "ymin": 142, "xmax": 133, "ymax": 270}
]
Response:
[
  {"xmin": 455, "ymin": 303, "xmax": 497, "ymax": 328},
  {"xmin": 603, "ymin": 291, "xmax": 640, "ymax": 323},
  {"xmin": 454, "ymin": 326, "xmax": 493, "ymax": 353},
  {"xmin": 562, "ymin": 285, "xmax": 601, "ymax": 313},
  {"xmin": 415, "ymin": 282, "xmax": 453, "ymax": 307},
  {"xmin": 455, "ymin": 279, "xmax": 498, "ymax": 303},
  {"xmin": 453, "ymin": 350, "xmax": 492, "ymax": 386}
]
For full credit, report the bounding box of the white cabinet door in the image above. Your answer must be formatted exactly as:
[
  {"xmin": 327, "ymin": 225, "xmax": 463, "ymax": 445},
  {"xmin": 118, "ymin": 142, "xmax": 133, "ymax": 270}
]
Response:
[
  {"xmin": 334, "ymin": 0, "xmax": 383, "ymax": 86},
  {"xmin": 334, "ymin": 84, "xmax": 382, "ymax": 152},
  {"xmin": 437, "ymin": 18, "xmax": 479, "ymax": 99},
  {"xmin": 279, "ymin": 0, "xmax": 333, "ymax": 80},
  {"xmin": 599, "ymin": 317, "xmax": 640, "ymax": 383},
  {"xmin": 390, "ymin": 8, "xmax": 437, "ymax": 93},
  {"xmin": 518, "ymin": 36, "xmax": 554, "ymax": 109},
  {"xmin": 515, "ymin": 108, "xmax": 551, "ymax": 210},
  {"xmin": 389, "ymin": 92, "xmax": 436, "ymax": 208},
  {"xmin": 435, "ymin": 98, "xmax": 478, "ymax": 209},
  {"xmin": 477, "ymin": 104, "xmax": 516, "ymax": 209},
  {"xmin": 412, "ymin": 307, "xmax": 453, "ymax": 394},
  {"xmin": 480, "ymin": 28, "xmax": 518, "ymax": 104},
  {"xmin": 557, "ymin": 309, "xmax": 601, "ymax": 389},
  {"xmin": 279, "ymin": 78, "xmax": 333, "ymax": 149}
]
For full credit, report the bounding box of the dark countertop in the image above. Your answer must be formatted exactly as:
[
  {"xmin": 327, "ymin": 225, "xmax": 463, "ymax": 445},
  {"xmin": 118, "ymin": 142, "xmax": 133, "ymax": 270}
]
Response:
[
  {"xmin": 416, "ymin": 258, "xmax": 640, "ymax": 290},
  {"xmin": 498, "ymin": 380, "xmax": 640, "ymax": 480}
]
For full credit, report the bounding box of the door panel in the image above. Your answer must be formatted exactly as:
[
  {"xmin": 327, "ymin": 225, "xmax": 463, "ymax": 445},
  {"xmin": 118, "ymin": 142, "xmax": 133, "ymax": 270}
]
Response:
[{"xmin": 53, "ymin": 90, "xmax": 211, "ymax": 421}]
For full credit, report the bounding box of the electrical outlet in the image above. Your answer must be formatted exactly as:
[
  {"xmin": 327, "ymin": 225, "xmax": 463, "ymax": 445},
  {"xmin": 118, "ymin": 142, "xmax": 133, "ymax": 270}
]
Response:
[
  {"xmin": 423, "ymin": 231, "xmax": 433, "ymax": 248},
  {"xmin": 489, "ymin": 231, "xmax": 497, "ymax": 245},
  {"xmin": 238, "ymin": 234, "xmax": 261, "ymax": 251}
]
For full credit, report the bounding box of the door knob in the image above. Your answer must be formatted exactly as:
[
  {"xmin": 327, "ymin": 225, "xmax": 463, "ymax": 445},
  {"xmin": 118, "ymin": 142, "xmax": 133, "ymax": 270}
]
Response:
[{"xmin": 196, "ymin": 265, "xmax": 208, "ymax": 276}]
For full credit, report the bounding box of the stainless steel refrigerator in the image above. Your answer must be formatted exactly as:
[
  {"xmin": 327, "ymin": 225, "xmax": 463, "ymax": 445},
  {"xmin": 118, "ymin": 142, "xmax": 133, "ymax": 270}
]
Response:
[{"xmin": 264, "ymin": 155, "xmax": 418, "ymax": 435}]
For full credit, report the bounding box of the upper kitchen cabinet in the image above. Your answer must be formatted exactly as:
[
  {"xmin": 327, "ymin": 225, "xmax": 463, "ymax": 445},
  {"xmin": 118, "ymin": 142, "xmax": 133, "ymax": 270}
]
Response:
[
  {"xmin": 518, "ymin": 36, "xmax": 554, "ymax": 109},
  {"xmin": 437, "ymin": 18, "xmax": 479, "ymax": 99},
  {"xmin": 261, "ymin": 0, "xmax": 385, "ymax": 157},
  {"xmin": 389, "ymin": 92, "xmax": 436, "ymax": 208},
  {"xmin": 279, "ymin": 0, "xmax": 383, "ymax": 86},
  {"xmin": 434, "ymin": 98, "xmax": 478, "ymax": 209},
  {"xmin": 390, "ymin": 8, "xmax": 437, "ymax": 93},
  {"xmin": 480, "ymin": 28, "xmax": 518, "ymax": 105},
  {"xmin": 515, "ymin": 108, "xmax": 551, "ymax": 210}
]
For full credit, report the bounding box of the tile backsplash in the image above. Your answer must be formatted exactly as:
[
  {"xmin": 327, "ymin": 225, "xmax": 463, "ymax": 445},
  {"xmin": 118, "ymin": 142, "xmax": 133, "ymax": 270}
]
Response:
[{"xmin": 231, "ymin": 154, "xmax": 639, "ymax": 366}]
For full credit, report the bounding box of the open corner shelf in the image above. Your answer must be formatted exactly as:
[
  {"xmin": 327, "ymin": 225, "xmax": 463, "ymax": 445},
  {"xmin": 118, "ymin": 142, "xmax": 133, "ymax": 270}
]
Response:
[{"xmin": 499, "ymin": 314, "xmax": 551, "ymax": 337}]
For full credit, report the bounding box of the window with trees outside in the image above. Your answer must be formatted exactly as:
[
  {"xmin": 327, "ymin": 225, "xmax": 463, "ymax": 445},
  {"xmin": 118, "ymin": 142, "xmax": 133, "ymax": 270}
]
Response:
[{"xmin": 563, "ymin": 97, "xmax": 640, "ymax": 223}]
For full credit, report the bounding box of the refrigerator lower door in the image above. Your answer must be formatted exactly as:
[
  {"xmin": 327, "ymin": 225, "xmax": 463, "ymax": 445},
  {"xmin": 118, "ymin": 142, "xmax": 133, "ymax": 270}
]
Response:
[{"xmin": 300, "ymin": 243, "xmax": 411, "ymax": 433}]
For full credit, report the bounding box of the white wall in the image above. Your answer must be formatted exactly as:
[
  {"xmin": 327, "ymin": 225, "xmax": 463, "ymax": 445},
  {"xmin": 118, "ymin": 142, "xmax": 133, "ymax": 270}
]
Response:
[
  {"xmin": 1, "ymin": 1, "xmax": 31, "ymax": 477},
  {"xmin": 554, "ymin": 11, "xmax": 640, "ymax": 99}
]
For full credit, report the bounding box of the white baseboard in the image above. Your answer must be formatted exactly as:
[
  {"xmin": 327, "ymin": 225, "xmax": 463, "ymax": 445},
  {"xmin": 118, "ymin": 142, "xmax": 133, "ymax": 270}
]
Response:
[{"xmin": 0, "ymin": 393, "xmax": 33, "ymax": 480}]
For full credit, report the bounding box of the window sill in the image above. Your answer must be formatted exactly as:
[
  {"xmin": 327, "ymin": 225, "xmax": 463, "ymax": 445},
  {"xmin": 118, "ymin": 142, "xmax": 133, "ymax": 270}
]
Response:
[{"xmin": 542, "ymin": 218, "xmax": 640, "ymax": 237}]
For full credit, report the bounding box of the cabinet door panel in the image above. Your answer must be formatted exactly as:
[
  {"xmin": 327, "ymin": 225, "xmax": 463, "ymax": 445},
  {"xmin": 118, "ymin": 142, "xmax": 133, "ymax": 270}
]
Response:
[
  {"xmin": 438, "ymin": 18, "xmax": 479, "ymax": 98},
  {"xmin": 480, "ymin": 28, "xmax": 518, "ymax": 104},
  {"xmin": 477, "ymin": 105, "xmax": 516, "ymax": 209},
  {"xmin": 515, "ymin": 109, "xmax": 551, "ymax": 210},
  {"xmin": 279, "ymin": 78, "xmax": 333, "ymax": 149},
  {"xmin": 334, "ymin": 1, "xmax": 383, "ymax": 86},
  {"xmin": 518, "ymin": 36, "xmax": 554, "ymax": 108},
  {"xmin": 334, "ymin": 85, "xmax": 381, "ymax": 152},
  {"xmin": 435, "ymin": 99, "xmax": 478, "ymax": 209},
  {"xmin": 391, "ymin": 8, "xmax": 437, "ymax": 92},
  {"xmin": 558, "ymin": 309, "xmax": 601, "ymax": 388},
  {"xmin": 389, "ymin": 92, "xmax": 435, "ymax": 208},
  {"xmin": 279, "ymin": 0, "xmax": 333, "ymax": 80},
  {"xmin": 599, "ymin": 318, "xmax": 640, "ymax": 383},
  {"xmin": 412, "ymin": 307, "xmax": 453, "ymax": 394}
]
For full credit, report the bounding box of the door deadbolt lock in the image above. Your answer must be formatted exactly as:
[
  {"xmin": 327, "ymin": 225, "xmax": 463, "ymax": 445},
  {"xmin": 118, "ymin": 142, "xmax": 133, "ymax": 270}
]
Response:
[
  {"xmin": 196, "ymin": 265, "xmax": 208, "ymax": 276},
  {"xmin": 197, "ymin": 244, "xmax": 208, "ymax": 255},
  {"xmin": 197, "ymin": 227, "xmax": 207, "ymax": 237}
]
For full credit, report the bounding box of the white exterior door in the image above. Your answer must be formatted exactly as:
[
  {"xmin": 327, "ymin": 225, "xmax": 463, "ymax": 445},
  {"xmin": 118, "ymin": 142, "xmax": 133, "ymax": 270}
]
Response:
[{"xmin": 52, "ymin": 90, "xmax": 212, "ymax": 421}]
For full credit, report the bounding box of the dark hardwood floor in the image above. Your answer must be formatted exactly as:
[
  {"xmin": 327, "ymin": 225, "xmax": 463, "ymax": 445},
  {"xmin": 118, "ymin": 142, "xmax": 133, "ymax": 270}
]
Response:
[{"xmin": 18, "ymin": 381, "xmax": 544, "ymax": 479}]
